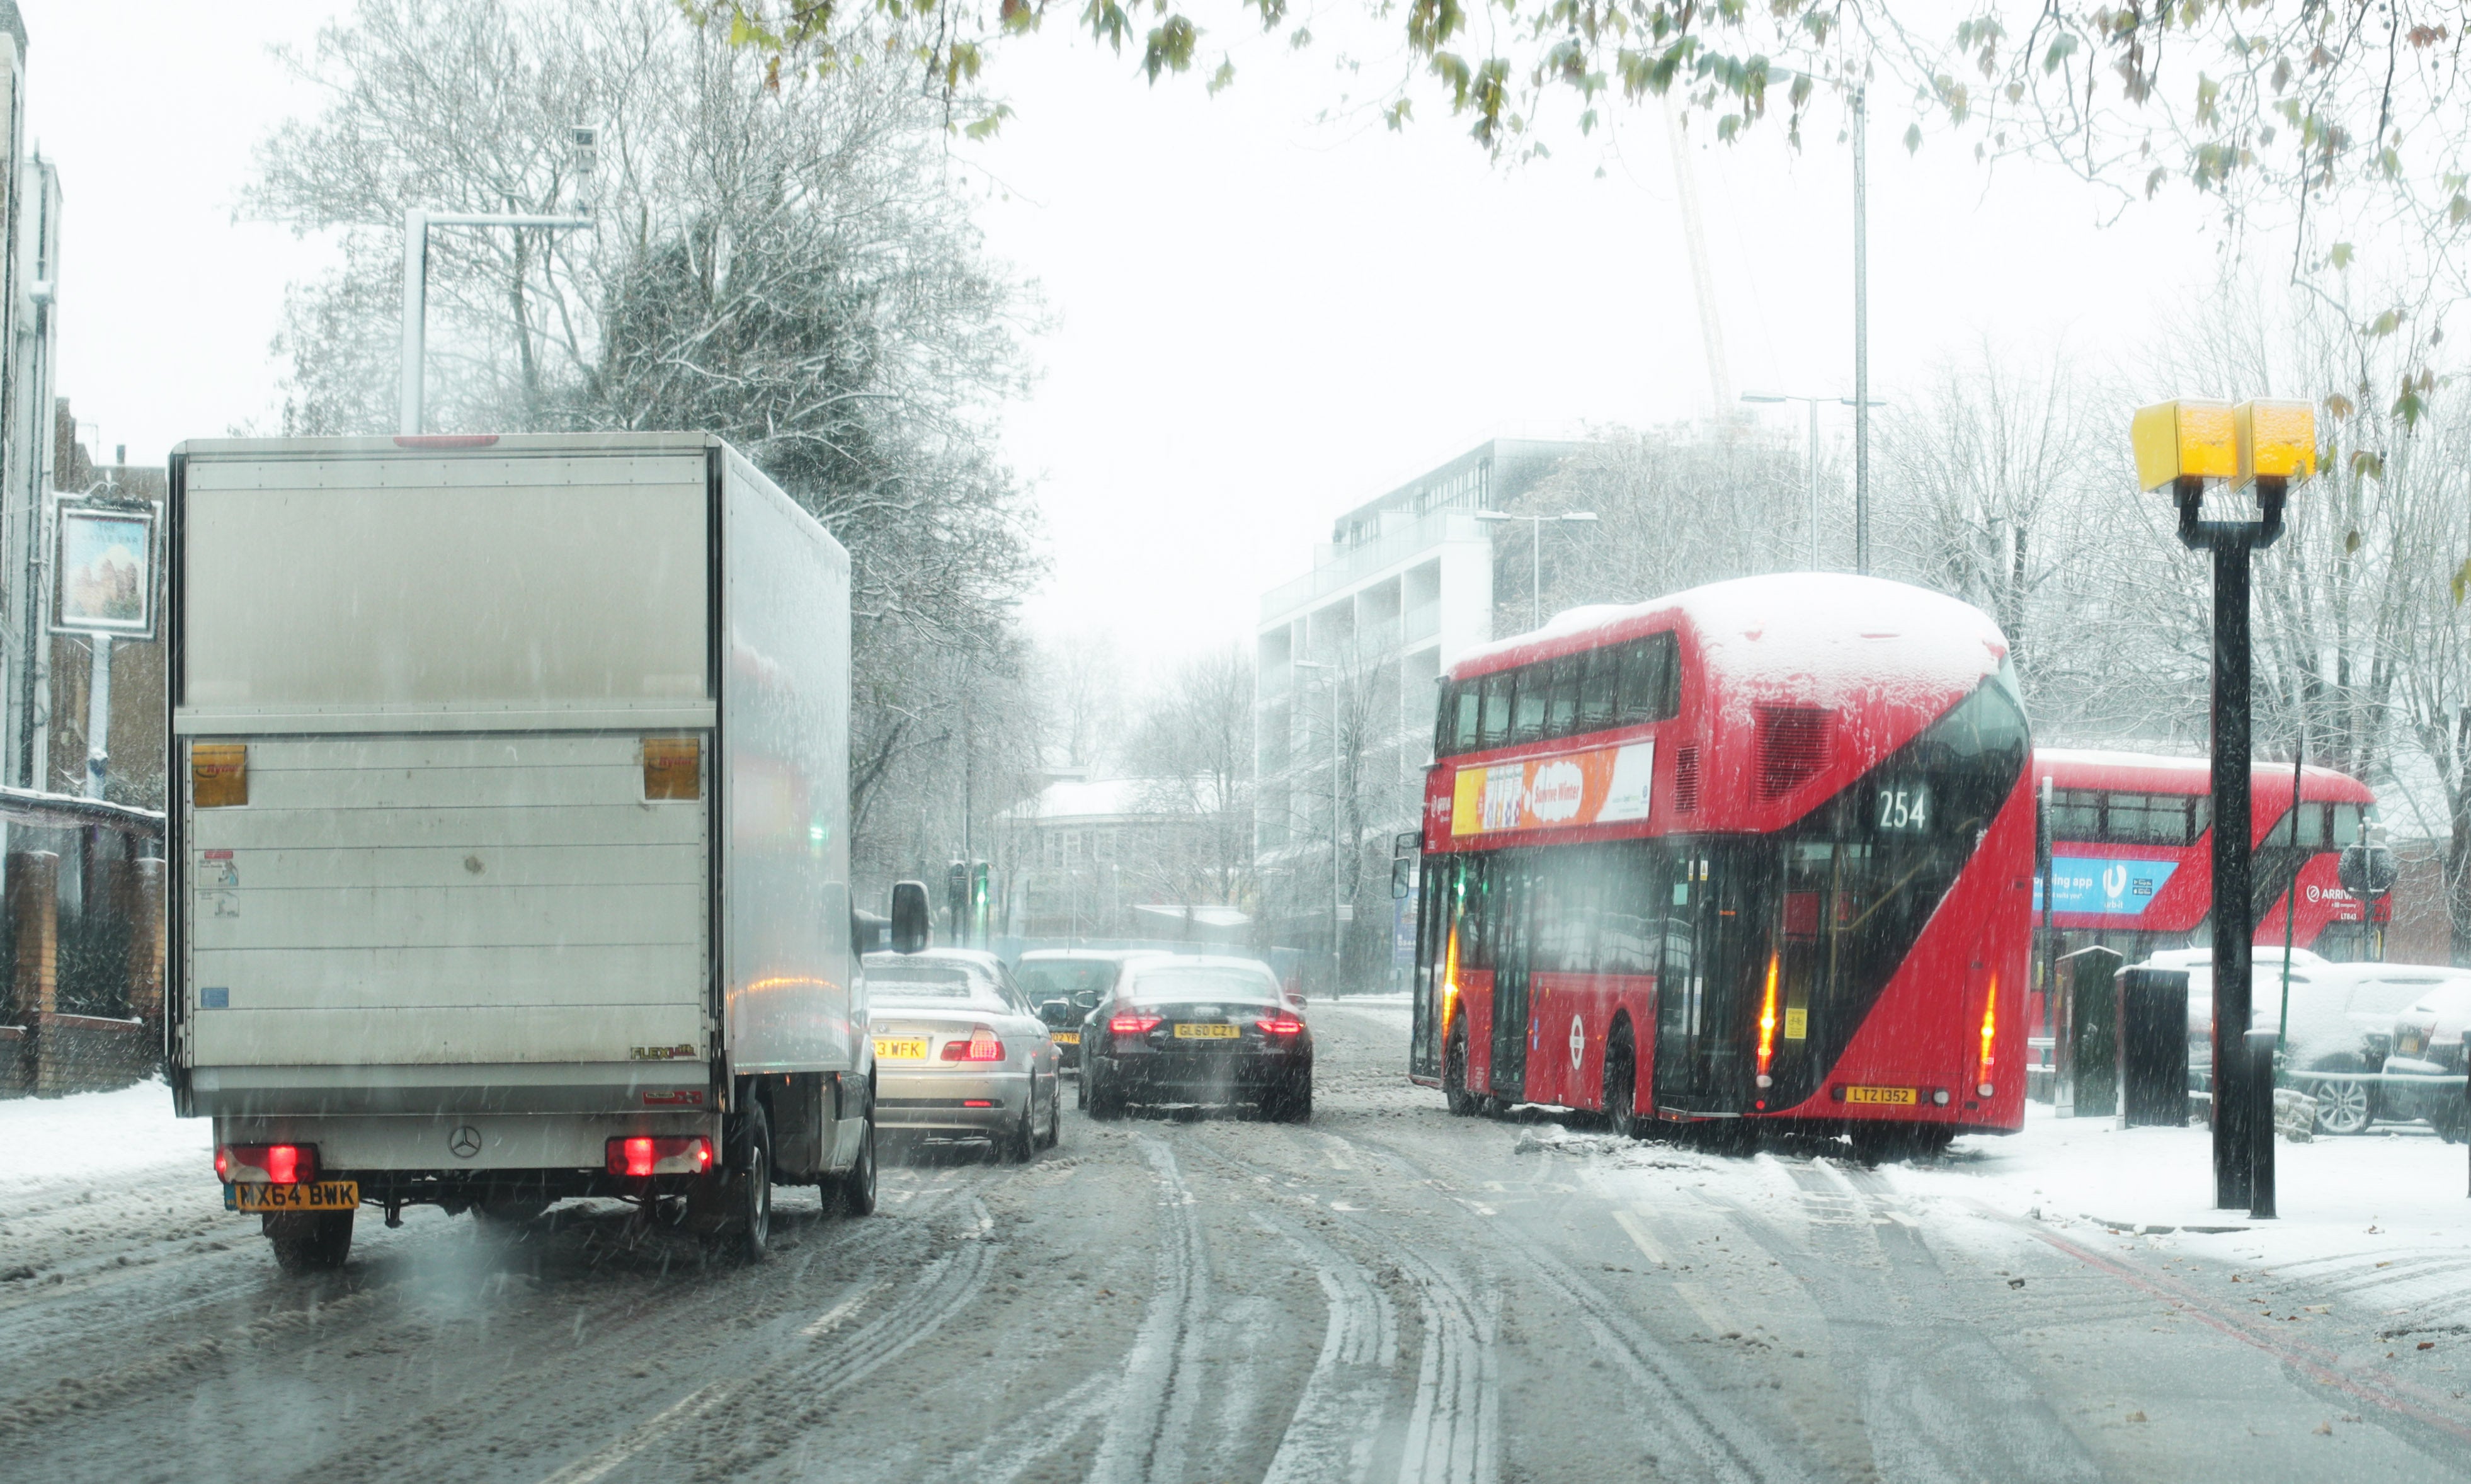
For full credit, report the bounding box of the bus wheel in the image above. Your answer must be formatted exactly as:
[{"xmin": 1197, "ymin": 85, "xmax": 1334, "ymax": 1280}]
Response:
[
  {"xmin": 1603, "ymin": 1028, "xmax": 1641, "ymax": 1139},
  {"xmin": 1444, "ymin": 1026, "xmax": 1477, "ymax": 1117}
]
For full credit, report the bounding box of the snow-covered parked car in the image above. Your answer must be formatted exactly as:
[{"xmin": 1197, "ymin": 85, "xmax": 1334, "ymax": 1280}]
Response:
[
  {"xmin": 2138, "ymin": 949, "xmax": 2456, "ymax": 1134},
  {"xmin": 2378, "ymin": 981, "xmax": 2471, "ymax": 1143}
]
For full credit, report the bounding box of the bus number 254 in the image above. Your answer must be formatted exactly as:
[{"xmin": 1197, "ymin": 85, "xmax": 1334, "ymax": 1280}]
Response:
[{"xmin": 1877, "ymin": 785, "xmax": 1931, "ymax": 832}]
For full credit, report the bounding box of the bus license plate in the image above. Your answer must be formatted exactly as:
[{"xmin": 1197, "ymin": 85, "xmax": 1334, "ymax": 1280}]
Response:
[
  {"xmin": 1051, "ymin": 1031, "xmax": 1080, "ymax": 1045},
  {"xmin": 225, "ymin": 1180, "xmax": 358, "ymax": 1213},
  {"xmin": 1173, "ymin": 1023, "xmax": 1240, "ymax": 1040},
  {"xmin": 1842, "ymin": 1085, "xmax": 1918, "ymax": 1106},
  {"xmin": 874, "ymin": 1037, "xmax": 929, "ymax": 1061}
]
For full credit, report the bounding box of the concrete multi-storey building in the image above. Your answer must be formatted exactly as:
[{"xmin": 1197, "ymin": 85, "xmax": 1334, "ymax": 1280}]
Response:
[{"xmin": 1254, "ymin": 438, "xmax": 1582, "ymax": 991}]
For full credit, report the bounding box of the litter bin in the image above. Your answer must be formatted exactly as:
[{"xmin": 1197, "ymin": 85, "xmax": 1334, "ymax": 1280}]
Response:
[
  {"xmin": 2118, "ymin": 967, "xmax": 2191, "ymax": 1127},
  {"xmin": 2060, "ymin": 945, "xmax": 2123, "ymax": 1116}
]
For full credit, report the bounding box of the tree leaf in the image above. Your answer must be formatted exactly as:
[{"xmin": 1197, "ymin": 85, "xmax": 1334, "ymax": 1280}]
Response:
[
  {"xmin": 2453, "ymin": 559, "xmax": 2471, "ymax": 608},
  {"xmin": 1903, "ymin": 122, "xmax": 1922, "ymax": 154},
  {"xmin": 2043, "ymin": 33, "xmax": 2079, "ymax": 73},
  {"xmin": 2345, "ymin": 528, "xmax": 2363, "ymax": 554},
  {"xmin": 2330, "ymin": 241, "xmax": 2353, "ymax": 270}
]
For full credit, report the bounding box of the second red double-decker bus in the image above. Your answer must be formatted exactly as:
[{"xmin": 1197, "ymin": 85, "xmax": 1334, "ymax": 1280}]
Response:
[
  {"xmin": 2031, "ymin": 748, "xmax": 2387, "ymax": 964},
  {"xmin": 1408, "ymin": 573, "xmax": 2034, "ymax": 1153}
]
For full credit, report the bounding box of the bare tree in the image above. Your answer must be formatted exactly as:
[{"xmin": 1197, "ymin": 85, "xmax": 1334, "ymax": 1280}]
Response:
[
  {"xmin": 1519, "ymin": 421, "xmax": 1807, "ymax": 627},
  {"xmin": 251, "ymin": 0, "xmax": 1043, "ymax": 881},
  {"xmin": 1123, "ymin": 646, "xmax": 1256, "ymax": 932}
]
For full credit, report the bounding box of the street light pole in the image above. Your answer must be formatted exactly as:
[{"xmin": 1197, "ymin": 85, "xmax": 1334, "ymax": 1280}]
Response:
[
  {"xmin": 1852, "ymin": 86, "xmax": 1871, "ymax": 576},
  {"xmin": 397, "ymin": 127, "xmax": 600, "ymax": 435},
  {"xmin": 1742, "ymin": 394, "xmax": 1827, "ymax": 568},
  {"xmin": 1293, "ymin": 659, "xmax": 1344, "ymax": 996},
  {"xmin": 1471, "ymin": 510, "xmax": 1599, "ymax": 630}
]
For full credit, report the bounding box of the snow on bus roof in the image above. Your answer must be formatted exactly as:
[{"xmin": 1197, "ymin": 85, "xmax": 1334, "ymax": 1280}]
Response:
[
  {"xmin": 2033, "ymin": 746, "xmax": 2375, "ymax": 801},
  {"xmin": 1452, "ymin": 573, "xmax": 2007, "ymax": 704}
]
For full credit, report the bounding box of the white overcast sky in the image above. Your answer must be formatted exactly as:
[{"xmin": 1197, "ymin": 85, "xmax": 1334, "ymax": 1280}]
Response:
[{"xmin": 29, "ymin": 3, "xmax": 2225, "ymax": 674}]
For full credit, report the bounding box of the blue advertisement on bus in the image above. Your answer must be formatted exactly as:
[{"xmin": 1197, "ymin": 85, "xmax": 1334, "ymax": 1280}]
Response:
[{"xmin": 2032, "ymin": 857, "xmax": 2181, "ymax": 916}]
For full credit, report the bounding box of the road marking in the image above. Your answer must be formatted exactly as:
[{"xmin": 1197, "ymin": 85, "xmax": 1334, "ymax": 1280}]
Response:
[
  {"xmin": 798, "ymin": 1277, "xmax": 886, "ymax": 1338},
  {"xmin": 1670, "ymin": 1281, "xmax": 1737, "ymax": 1337},
  {"xmin": 534, "ymin": 1378, "xmax": 734, "ymax": 1484},
  {"xmin": 1612, "ymin": 1209, "xmax": 1671, "ymax": 1267}
]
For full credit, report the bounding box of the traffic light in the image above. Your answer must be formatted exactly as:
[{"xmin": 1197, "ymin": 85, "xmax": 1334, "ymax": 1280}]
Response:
[{"xmin": 971, "ymin": 860, "xmax": 991, "ymax": 948}]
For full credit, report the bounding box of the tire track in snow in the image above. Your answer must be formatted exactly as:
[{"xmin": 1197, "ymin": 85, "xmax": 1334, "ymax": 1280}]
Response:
[
  {"xmin": 1183, "ymin": 1126, "xmax": 1498, "ymax": 1484},
  {"xmin": 1325, "ymin": 1122, "xmax": 1811, "ymax": 1484},
  {"xmin": 1087, "ymin": 1137, "xmax": 1213, "ymax": 1484},
  {"xmin": 1257, "ymin": 1211, "xmax": 1398, "ymax": 1484},
  {"xmin": 679, "ymin": 1196, "xmax": 998, "ymax": 1481},
  {"xmin": 1726, "ymin": 1158, "xmax": 2102, "ymax": 1484}
]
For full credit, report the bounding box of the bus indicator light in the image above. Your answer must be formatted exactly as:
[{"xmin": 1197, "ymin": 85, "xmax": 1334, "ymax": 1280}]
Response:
[
  {"xmin": 1754, "ymin": 952, "xmax": 1780, "ymax": 1085},
  {"xmin": 1977, "ymin": 977, "xmax": 1998, "ymax": 1091}
]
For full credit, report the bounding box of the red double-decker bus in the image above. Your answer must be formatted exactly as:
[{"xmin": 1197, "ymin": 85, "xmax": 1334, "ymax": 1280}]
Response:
[
  {"xmin": 2031, "ymin": 748, "xmax": 2385, "ymax": 964},
  {"xmin": 1407, "ymin": 573, "xmax": 2034, "ymax": 1153}
]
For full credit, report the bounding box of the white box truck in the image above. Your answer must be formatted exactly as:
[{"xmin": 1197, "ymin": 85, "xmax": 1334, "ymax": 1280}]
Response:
[{"xmin": 165, "ymin": 433, "xmax": 874, "ymax": 1270}]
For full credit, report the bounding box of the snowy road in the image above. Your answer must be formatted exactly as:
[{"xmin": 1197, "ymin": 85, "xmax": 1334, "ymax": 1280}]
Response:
[{"xmin": 5, "ymin": 1002, "xmax": 2471, "ymax": 1482}]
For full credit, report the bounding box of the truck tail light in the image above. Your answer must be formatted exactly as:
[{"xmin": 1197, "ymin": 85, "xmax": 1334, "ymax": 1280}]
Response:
[
  {"xmin": 643, "ymin": 738, "xmax": 700, "ymax": 800},
  {"xmin": 606, "ymin": 1136, "xmax": 714, "ymax": 1178},
  {"xmin": 940, "ymin": 1025, "xmax": 1005, "ymax": 1062},
  {"xmin": 192, "ymin": 743, "xmax": 248, "ymax": 808},
  {"xmin": 217, "ymin": 1143, "xmax": 316, "ymax": 1184}
]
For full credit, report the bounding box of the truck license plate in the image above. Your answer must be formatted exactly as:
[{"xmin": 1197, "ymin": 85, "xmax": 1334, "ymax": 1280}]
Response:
[
  {"xmin": 874, "ymin": 1037, "xmax": 929, "ymax": 1061},
  {"xmin": 1842, "ymin": 1085, "xmax": 1918, "ymax": 1106},
  {"xmin": 1173, "ymin": 1023, "xmax": 1240, "ymax": 1040},
  {"xmin": 225, "ymin": 1180, "xmax": 359, "ymax": 1213}
]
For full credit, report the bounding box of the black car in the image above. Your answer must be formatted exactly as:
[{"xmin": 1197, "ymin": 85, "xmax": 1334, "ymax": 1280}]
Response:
[
  {"xmin": 2380, "ymin": 981, "xmax": 2471, "ymax": 1141},
  {"xmin": 1081, "ymin": 956, "xmax": 1311, "ymax": 1121},
  {"xmin": 1016, "ymin": 950, "xmax": 1166, "ymax": 1071}
]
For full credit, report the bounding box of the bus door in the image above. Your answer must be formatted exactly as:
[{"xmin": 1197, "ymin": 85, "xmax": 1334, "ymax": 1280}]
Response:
[
  {"xmin": 1653, "ymin": 844, "xmax": 1763, "ymax": 1112},
  {"xmin": 1410, "ymin": 853, "xmax": 1449, "ymax": 1080},
  {"xmin": 1490, "ymin": 852, "xmax": 1532, "ymax": 1099}
]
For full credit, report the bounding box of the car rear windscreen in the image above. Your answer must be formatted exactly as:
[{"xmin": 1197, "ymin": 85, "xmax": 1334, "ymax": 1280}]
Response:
[
  {"xmin": 1019, "ymin": 961, "xmax": 1118, "ymax": 1001},
  {"xmin": 1126, "ymin": 967, "xmax": 1281, "ymax": 1005}
]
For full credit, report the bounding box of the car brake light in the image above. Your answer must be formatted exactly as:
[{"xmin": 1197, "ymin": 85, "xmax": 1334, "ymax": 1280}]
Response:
[
  {"xmin": 1110, "ymin": 1013, "xmax": 1163, "ymax": 1037},
  {"xmin": 940, "ymin": 1025, "xmax": 1005, "ymax": 1061},
  {"xmin": 605, "ymin": 1135, "xmax": 714, "ymax": 1177},
  {"xmin": 215, "ymin": 1143, "xmax": 317, "ymax": 1184},
  {"xmin": 1256, "ymin": 1013, "xmax": 1304, "ymax": 1036}
]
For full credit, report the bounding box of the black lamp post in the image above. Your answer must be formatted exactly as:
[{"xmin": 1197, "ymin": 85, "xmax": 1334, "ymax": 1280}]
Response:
[{"xmin": 2134, "ymin": 397, "xmax": 2316, "ymax": 1216}]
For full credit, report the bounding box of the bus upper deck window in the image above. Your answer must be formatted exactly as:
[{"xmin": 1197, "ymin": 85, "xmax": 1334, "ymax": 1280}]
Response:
[
  {"xmin": 1511, "ymin": 664, "xmax": 1550, "ymax": 743},
  {"xmin": 1615, "ymin": 632, "xmax": 1680, "ymax": 724},
  {"xmin": 1477, "ymin": 671, "xmax": 1514, "ymax": 750},
  {"xmin": 1449, "ymin": 682, "xmax": 1480, "ymax": 755},
  {"xmin": 1544, "ymin": 656, "xmax": 1580, "ymax": 738},
  {"xmin": 1574, "ymin": 648, "xmax": 1616, "ymax": 733}
]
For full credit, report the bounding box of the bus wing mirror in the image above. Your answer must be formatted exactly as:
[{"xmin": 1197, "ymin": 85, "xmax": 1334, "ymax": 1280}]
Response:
[
  {"xmin": 1391, "ymin": 857, "xmax": 1414, "ymax": 900},
  {"xmin": 889, "ymin": 880, "xmax": 931, "ymax": 954}
]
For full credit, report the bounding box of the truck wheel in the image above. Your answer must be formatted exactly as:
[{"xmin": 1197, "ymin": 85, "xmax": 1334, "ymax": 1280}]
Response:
[
  {"xmin": 265, "ymin": 1211, "xmax": 353, "ymax": 1274},
  {"xmin": 720, "ymin": 1102, "xmax": 773, "ymax": 1262},
  {"xmin": 836, "ymin": 1110, "xmax": 877, "ymax": 1218}
]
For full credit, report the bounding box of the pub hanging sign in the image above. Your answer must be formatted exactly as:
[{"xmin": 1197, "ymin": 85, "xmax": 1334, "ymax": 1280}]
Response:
[{"xmin": 50, "ymin": 496, "xmax": 157, "ymax": 640}]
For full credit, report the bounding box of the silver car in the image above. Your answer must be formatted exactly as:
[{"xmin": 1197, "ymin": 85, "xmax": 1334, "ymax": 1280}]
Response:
[{"xmin": 862, "ymin": 949, "xmax": 1063, "ymax": 1158}]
